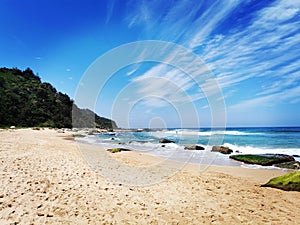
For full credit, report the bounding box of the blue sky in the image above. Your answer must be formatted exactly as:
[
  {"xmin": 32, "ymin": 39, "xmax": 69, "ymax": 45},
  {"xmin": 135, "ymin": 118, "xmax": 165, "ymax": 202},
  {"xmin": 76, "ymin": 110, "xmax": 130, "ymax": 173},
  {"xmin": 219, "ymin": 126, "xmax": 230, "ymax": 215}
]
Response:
[{"xmin": 0, "ymin": 0, "xmax": 300, "ymax": 128}]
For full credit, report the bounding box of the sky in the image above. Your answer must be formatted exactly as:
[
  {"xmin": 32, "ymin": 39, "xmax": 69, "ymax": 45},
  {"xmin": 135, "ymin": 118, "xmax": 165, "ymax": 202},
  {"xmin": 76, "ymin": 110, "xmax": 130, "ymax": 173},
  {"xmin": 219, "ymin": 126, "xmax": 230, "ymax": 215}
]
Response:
[{"xmin": 0, "ymin": 0, "xmax": 300, "ymax": 128}]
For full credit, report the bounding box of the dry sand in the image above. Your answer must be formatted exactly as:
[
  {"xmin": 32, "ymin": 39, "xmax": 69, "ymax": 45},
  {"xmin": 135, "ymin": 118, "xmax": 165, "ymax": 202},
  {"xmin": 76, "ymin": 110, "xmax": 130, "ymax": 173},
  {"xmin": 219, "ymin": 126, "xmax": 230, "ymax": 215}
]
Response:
[{"xmin": 0, "ymin": 128, "xmax": 299, "ymax": 224}]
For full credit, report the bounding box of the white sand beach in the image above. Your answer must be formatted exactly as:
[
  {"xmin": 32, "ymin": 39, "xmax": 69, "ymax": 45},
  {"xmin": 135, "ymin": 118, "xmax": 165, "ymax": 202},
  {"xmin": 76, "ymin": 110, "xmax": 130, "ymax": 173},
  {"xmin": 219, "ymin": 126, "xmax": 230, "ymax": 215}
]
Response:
[{"xmin": 0, "ymin": 128, "xmax": 299, "ymax": 224}]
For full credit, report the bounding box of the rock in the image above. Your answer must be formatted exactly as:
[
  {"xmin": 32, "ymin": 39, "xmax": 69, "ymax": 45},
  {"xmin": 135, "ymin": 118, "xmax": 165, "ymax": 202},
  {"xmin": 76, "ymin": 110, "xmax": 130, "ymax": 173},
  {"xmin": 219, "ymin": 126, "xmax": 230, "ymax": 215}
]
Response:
[
  {"xmin": 184, "ymin": 145, "xmax": 205, "ymax": 150},
  {"xmin": 72, "ymin": 134, "xmax": 85, "ymax": 138},
  {"xmin": 211, "ymin": 146, "xmax": 233, "ymax": 154},
  {"xmin": 230, "ymin": 154, "xmax": 295, "ymax": 166},
  {"xmin": 275, "ymin": 161, "xmax": 300, "ymax": 170},
  {"xmin": 159, "ymin": 138, "xmax": 174, "ymax": 143},
  {"xmin": 107, "ymin": 148, "xmax": 131, "ymax": 153},
  {"xmin": 129, "ymin": 140, "xmax": 148, "ymax": 144},
  {"xmin": 261, "ymin": 171, "xmax": 300, "ymax": 192},
  {"xmin": 161, "ymin": 145, "xmax": 165, "ymax": 147},
  {"xmin": 10, "ymin": 126, "xmax": 15, "ymax": 129},
  {"xmin": 37, "ymin": 212, "xmax": 44, "ymax": 216}
]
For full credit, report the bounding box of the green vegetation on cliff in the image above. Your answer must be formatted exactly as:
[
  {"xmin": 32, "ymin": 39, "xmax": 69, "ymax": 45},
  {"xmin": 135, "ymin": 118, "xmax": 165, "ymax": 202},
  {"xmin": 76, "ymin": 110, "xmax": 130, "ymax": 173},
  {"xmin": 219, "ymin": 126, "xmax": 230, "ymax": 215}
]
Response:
[{"xmin": 0, "ymin": 67, "xmax": 117, "ymax": 129}]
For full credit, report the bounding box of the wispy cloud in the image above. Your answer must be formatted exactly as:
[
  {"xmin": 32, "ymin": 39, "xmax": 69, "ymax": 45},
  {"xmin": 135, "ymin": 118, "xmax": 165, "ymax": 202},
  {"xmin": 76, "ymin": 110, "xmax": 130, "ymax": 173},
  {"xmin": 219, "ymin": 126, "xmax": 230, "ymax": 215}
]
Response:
[
  {"xmin": 194, "ymin": 0, "xmax": 300, "ymax": 108},
  {"xmin": 124, "ymin": 0, "xmax": 300, "ymax": 112},
  {"xmin": 188, "ymin": 0, "xmax": 243, "ymax": 48},
  {"xmin": 130, "ymin": 51, "xmax": 218, "ymax": 108},
  {"xmin": 125, "ymin": 0, "xmax": 204, "ymax": 42},
  {"xmin": 126, "ymin": 0, "xmax": 157, "ymax": 29},
  {"xmin": 106, "ymin": 0, "xmax": 116, "ymax": 23},
  {"xmin": 126, "ymin": 64, "xmax": 140, "ymax": 76},
  {"xmin": 230, "ymin": 85, "xmax": 300, "ymax": 110},
  {"xmin": 132, "ymin": 73, "xmax": 194, "ymax": 107}
]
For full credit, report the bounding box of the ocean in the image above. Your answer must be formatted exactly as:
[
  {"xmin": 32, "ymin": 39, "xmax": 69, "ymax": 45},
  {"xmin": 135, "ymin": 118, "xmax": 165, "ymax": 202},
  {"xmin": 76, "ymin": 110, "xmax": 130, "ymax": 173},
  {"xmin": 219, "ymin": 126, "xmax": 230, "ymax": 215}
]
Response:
[{"xmin": 77, "ymin": 127, "xmax": 300, "ymax": 168}]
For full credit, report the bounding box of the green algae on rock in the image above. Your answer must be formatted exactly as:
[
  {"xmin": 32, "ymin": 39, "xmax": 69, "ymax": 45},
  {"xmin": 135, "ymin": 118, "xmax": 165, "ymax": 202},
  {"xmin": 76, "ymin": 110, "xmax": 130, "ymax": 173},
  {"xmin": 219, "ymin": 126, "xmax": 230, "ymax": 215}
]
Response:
[{"xmin": 261, "ymin": 171, "xmax": 300, "ymax": 192}]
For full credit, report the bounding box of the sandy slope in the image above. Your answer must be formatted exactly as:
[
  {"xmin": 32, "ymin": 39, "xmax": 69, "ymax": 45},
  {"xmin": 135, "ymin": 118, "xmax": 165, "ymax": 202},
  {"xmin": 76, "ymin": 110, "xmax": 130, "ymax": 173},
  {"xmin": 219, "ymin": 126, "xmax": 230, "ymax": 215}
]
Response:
[{"xmin": 0, "ymin": 129, "xmax": 299, "ymax": 224}]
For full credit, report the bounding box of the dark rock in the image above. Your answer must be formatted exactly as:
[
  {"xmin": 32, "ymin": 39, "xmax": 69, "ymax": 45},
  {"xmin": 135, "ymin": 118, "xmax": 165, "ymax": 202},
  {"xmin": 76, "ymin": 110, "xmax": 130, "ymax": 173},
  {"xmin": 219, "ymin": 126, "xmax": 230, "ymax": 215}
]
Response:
[
  {"xmin": 293, "ymin": 154, "xmax": 300, "ymax": 158},
  {"xmin": 107, "ymin": 148, "xmax": 131, "ymax": 153},
  {"xmin": 161, "ymin": 145, "xmax": 165, "ymax": 147},
  {"xmin": 230, "ymin": 154, "xmax": 295, "ymax": 166},
  {"xmin": 275, "ymin": 161, "xmax": 300, "ymax": 170},
  {"xmin": 72, "ymin": 134, "xmax": 85, "ymax": 138},
  {"xmin": 211, "ymin": 146, "xmax": 233, "ymax": 154},
  {"xmin": 184, "ymin": 145, "xmax": 205, "ymax": 150},
  {"xmin": 129, "ymin": 140, "xmax": 148, "ymax": 144},
  {"xmin": 159, "ymin": 138, "xmax": 174, "ymax": 143}
]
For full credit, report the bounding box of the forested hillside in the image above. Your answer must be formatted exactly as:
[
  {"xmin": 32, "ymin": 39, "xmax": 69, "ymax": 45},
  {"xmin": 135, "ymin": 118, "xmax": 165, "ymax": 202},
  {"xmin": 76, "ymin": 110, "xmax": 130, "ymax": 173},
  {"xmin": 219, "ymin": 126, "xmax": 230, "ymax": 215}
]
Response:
[{"xmin": 0, "ymin": 67, "xmax": 117, "ymax": 129}]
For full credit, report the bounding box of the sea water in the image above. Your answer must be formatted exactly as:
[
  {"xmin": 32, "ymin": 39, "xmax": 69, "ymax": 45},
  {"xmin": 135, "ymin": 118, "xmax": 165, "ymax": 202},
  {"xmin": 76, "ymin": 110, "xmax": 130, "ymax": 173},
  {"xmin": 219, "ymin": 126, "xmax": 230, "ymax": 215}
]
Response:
[{"xmin": 78, "ymin": 127, "xmax": 300, "ymax": 168}]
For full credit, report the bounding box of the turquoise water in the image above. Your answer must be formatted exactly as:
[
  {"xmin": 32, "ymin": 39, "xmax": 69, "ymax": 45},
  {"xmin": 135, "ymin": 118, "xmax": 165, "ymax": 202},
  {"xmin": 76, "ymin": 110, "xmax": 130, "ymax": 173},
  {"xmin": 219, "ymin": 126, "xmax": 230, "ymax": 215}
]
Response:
[{"xmin": 79, "ymin": 127, "xmax": 300, "ymax": 167}]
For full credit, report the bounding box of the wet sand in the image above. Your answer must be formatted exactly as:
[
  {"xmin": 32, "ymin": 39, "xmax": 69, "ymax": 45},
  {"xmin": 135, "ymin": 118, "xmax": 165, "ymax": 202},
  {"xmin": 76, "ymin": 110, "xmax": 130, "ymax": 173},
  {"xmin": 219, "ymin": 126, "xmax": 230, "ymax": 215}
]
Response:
[{"xmin": 0, "ymin": 128, "xmax": 299, "ymax": 224}]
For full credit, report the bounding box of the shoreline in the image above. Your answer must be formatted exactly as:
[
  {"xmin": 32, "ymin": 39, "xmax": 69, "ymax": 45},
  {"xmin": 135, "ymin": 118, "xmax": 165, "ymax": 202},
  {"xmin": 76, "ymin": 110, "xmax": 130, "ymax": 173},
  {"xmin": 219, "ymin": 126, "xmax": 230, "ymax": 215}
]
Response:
[
  {"xmin": 96, "ymin": 143, "xmax": 288, "ymax": 183},
  {"xmin": 75, "ymin": 133, "xmax": 299, "ymax": 171},
  {"xmin": 74, "ymin": 127, "xmax": 300, "ymax": 161},
  {"xmin": 0, "ymin": 128, "xmax": 299, "ymax": 224}
]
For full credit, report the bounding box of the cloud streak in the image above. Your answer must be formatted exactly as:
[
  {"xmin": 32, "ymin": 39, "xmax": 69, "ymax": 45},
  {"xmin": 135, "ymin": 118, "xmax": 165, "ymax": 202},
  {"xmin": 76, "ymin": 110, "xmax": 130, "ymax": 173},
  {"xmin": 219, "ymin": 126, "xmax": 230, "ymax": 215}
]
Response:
[
  {"xmin": 198, "ymin": 0, "xmax": 300, "ymax": 109},
  {"xmin": 124, "ymin": 0, "xmax": 300, "ymax": 112},
  {"xmin": 230, "ymin": 85, "xmax": 300, "ymax": 110}
]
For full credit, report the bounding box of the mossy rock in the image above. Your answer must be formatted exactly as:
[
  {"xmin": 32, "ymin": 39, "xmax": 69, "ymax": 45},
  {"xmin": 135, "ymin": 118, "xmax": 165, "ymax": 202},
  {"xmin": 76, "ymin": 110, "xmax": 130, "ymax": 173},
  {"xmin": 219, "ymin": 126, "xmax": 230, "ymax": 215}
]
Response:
[
  {"xmin": 261, "ymin": 171, "xmax": 300, "ymax": 192},
  {"xmin": 230, "ymin": 154, "xmax": 294, "ymax": 166},
  {"xmin": 108, "ymin": 148, "xmax": 121, "ymax": 153},
  {"xmin": 275, "ymin": 161, "xmax": 300, "ymax": 170},
  {"xmin": 107, "ymin": 148, "xmax": 131, "ymax": 153}
]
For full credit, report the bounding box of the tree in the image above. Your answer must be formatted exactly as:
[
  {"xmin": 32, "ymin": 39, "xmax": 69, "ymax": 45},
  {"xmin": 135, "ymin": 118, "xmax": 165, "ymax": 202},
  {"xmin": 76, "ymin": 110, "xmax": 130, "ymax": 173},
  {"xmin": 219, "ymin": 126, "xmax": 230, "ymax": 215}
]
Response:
[{"xmin": 0, "ymin": 67, "xmax": 117, "ymax": 129}]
